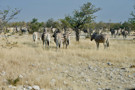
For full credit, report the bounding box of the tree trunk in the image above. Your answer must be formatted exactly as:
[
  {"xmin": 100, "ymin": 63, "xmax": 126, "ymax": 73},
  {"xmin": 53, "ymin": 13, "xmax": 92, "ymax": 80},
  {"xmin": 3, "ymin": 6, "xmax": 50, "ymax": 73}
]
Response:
[{"xmin": 75, "ymin": 29, "xmax": 80, "ymax": 42}]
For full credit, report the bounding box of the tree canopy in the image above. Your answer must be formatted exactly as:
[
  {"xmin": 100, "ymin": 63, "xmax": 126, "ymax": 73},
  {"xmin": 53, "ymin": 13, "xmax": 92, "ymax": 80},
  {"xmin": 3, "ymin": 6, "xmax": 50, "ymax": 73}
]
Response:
[
  {"xmin": 129, "ymin": 5, "xmax": 135, "ymax": 30},
  {"xmin": 28, "ymin": 18, "xmax": 44, "ymax": 33},
  {"xmin": 64, "ymin": 2, "xmax": 101, "ymax": 41},
  {"xmin": 0, "ymin": 8, "xmax": 21, "ymax": 32}
]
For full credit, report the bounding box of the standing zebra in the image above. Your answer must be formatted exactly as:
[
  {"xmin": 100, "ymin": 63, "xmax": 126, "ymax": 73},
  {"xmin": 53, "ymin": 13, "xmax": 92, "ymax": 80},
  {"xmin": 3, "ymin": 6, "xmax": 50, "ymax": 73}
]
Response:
[
  {"xmin": 63, "ymin": 31, "xmax": 70, "ymax": 48},
  {"xmin": 33, "ymin": 32, "xmax": 42, "ymax": 43},
  {"xmin": 122, "ymin": 30, "xmax": 128, "ymax": 39},
  {"xmin": 110, "ymin": 28, "xmax": 116, "ymax": 38},
  {"xmin": 91, "ymin": 32, "xmax": 109, "ymax": 49},
  {"xmin": 42, "ymin": 28, "xmax": 50, "ymax": 48},
  {"xmin": 53, "ymin": 29, "xmax": 62, "ymax": 49}
]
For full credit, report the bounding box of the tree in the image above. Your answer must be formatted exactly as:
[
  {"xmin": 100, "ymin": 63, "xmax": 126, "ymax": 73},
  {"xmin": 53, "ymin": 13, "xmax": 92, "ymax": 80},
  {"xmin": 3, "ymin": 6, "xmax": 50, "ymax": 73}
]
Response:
[
  {"xmin": 0, "ymin": 8, "xmax": 21, "ymax": 33},
  {"xmin": 46, "ymin": 18, "xmax": 55, "ymax": 28},
  {"xmin": 64, "ymin": 2, "xmax": 100, "ymax": 41},
  {"xmin": 129, "ymin": 5, "xmax": 135, "ymax": 30},
  {"xmin": 28, "ymin": 18, "xmax": 44, "ymax": 33},
  {"xmin": 59, "ymin": 19, "xmax": 71, "ymax": 32},
  {"xmin": 0, "ymin": 8, "xmax": 20, "ymax": 43}
]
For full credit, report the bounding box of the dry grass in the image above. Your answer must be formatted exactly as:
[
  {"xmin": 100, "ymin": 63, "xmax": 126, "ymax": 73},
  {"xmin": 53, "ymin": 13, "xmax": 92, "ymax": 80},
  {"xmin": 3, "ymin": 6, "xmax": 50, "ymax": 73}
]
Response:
[{"xmin": 0, "ymin": 35, "xmax": 135, "ymax": 89}]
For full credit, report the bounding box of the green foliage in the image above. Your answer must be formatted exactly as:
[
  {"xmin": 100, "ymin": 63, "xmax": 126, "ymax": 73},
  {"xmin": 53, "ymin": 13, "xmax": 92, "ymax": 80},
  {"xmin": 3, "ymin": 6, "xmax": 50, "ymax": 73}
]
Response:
[
  {"xmin": 64, "ymin": 2, "xmax": 100, "ymax": 41},
  {"xmin": 72, "ymin": 2, "xmax": 100, "ymax": 29},
  {"xmin": 59, "ymin": 19, "xmax": 71, "ymax": 31},
  {"xmin": 129, "ymin": 5, "xmax": 135, "ymax": 30},
  {"xmin": 7, "ymin": 77, "xmax": 20, "ymax": 86},
  {"xmin": 95, "ymin": 21, "xmax": 107, "ymax": 29},
  {"xmin": 28, "ymin": 18, "xmax": 44, "ymax": 33},
  {"xmin": 0, "ymin": 8, "xmax": 21, "ymax": 32},
  {"xmin": 46, "ymin": 18, "xmax": 55, "ymax": 28},
  {"xmin": 53, "ymin": 21, "xmax": 63, "ymax": 30},
  {"xmin": 8, "ymin": 21, "xmax": 26, "ymax": 27},
  {"xmin": 111, "ymin": 23, "xmax": 121, "ymax": 30},
  {"xmin": 122, "ymin": 22, "xmax": 131, "ymax": 30}
]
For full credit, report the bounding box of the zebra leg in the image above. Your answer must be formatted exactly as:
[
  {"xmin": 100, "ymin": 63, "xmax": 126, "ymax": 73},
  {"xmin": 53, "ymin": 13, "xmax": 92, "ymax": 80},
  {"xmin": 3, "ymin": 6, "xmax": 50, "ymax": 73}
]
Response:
[
  {"xmin": 125, "ymin": 35, "xmax": 127, "ymax": 38},
  {"xmin": 59, "ymin": 44, "xmax": 61, "ymax": 48},
  {"xmin": 66, "ymin": 43, "xmax": 67, "ymax": 49},
  {"xmin": 63, "ymin": 42, "xmax": 64, "ymax": 48},
  {"xmin": 48, "ymin": 41, "xmax": 50, "ymax": 47},
  {"xmin": 123, "ymin": 35, "xmax": 125, "ymax": 39},
  {"xmin": 103, "ymin": 43, "xmax": 106, "ymax": 49},
  {"xmin": 66, "ymin": 40, "xmax": 68, "ymax": 49},
  {"xmin": 59, "ymin": 41, "xmax": 62, "ymax": 48},
  {"xmin": 96, "ymin": 42, "xmax": 99, "ymax": 50},
  {"xmin": 35, "ymin": 37, "xmax": 38, "ymax": 43},
  {"xmin": 56, "ymin": 40, "xmax": 59, "ymax": 49},
  {"xmin": 47, "ymin": 40, "xmax": 49, "ymax": 48},
  {"xmin": 42, "ymin": 40, "xmax": 45, "ymax": 49},
  {"xmin": 33, "ymin": 35, "xmax": 36, "ymax": 43},
  {"xmin": 45, "ymin": 41, "xmax": 47, "ymax": 48},
  {"xmin": 106, "ymin": 40, "xmax": 109, "ymax": 47},
  {"xmin": 114, "ymin": 34, "xmax": 116, "ymax": 38}
]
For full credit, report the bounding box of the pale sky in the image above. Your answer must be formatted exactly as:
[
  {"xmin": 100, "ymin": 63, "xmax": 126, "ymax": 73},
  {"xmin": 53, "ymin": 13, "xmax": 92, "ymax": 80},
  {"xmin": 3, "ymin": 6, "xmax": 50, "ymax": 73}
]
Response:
[{"xmin": 0, "ymin": 0, "xmax": 135, "ymax": 23}]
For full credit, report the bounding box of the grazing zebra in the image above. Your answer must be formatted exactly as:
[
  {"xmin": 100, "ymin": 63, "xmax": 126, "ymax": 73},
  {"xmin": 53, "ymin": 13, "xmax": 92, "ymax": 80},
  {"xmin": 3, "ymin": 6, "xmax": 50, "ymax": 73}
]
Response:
[
  {"xmin": 41, "ymin": 30, "xmax": 50, "ymax": 48},
  {"xmin": 116, "ymin": 29, "xmax": 122, "ymax": 36},
  {"xmin": 63, "ymin": 31, "xmax": 70, "ymax": 48},
  {"xmin": 110, "ymin": 28, "xmax": 116, "ymax": 38},
  {"xmin": 91, "ymin": 32, "xmax": 109, "ymax": 49},
  {"xmin": 33, "ymin": 32, "xmax": 42, "ymax": 43},
  {"xmin": 53, "ymin": 30, "xmax": 62, "ymax": 49},
  {"xmin": 122, "ymin": 30, "xmax": 128, "ymax": 39}
]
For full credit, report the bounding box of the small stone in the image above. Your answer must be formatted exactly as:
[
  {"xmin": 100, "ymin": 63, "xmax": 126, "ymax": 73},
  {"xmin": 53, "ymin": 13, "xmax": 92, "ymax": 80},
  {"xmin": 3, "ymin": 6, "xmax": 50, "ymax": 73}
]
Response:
[
  {"xmin": 9, "ymin": 85, "xmax": 12, "ymax": 88},
  {"xmin": 19, "ymin": 74, "xmax": 23, "ymax": 78},
  {"xmin": 1, "ymin": 71, "xmax": 6, "ymax": 76},
  {"xmin": 81, "ymin": 81, "xmax": 84, "ymax": 84},
  {"xmin": 63, "ymin": 81, "xmax": 68, "ymax": 85},
  {"xmin": 103, "ymin": 88, "xmax": 111, "ymax": 90},
  {"xmin": 81, "ymin": 72, "xmax": 84, "ymax": 76},
  {"xmin": 31, "ymin": 64, "xmax": 35, "ymax": 67},
  {"xmin": 9, "ymin": 85, "xmax": 16, "ymax": 89},
  {"xmin": 85, "ymin": 79, "xmax": 90, "ymax": 82},
  {"xmin": 97, "ymin": 82, "xmax": 101, "ymax": 85},
  {"xmin": 88, "ymin": 65, "xmax": 93, "ymax": 70},
  {"xmin": 25, "ymin": 81, "xmax": 28, "ymax": 84},
  {"xmin": 50, "ymin": 79, "xmax": 56, "ymax": 86},
  {"xmin": 93, "ymin": 68, "xmax": 97, "ymax": 72},
  {"xmin": 47, "ymin": 68, "xmax": 51, "ymax": 71},
  {"xmin": 128, "ymin": 75, "xmax": 132, "ymax": 78},
  {"xmin": 97, "ymin": 88, "xmax": 102, "ymax": 90},
  {"xmin": 107, "ymin": 62, "xmax": 113, "ymax": 66},
  {"xmin": 27, "ymin": 86, "xmax": 32, "ymax": 90},
  {"xmin": 32, "ymin": 85, "xmax": 40, "ymax": 90},
  {"xmin": 16, "ymin": 85, "xmax": 24, "ymax": 90},
  {"xmin": 121, "ymin": 68, "xmax": 126, "ymax": 70},
  {"xmin": 40, "ymin": 88, "xmax": 45, "ymax": 90},
  {"xmin": 64, "ymin": 70, "xmax": 68, "ymax": 73},
  {"xmin": 40, "ymin": 89, "xmax": 45, "ymax": 90}
]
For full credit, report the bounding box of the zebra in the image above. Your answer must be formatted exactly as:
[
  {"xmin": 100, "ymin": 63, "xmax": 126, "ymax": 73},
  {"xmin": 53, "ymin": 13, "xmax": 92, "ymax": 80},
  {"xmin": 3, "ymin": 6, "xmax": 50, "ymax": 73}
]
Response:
[
  {"xmin": 33, "ymin": 32, "xmax": 42, "ymax": 43},
  {"xmin": 63, "ymin": 31, "xmax": 70, "ymax": 48},
  {"xmin": 53, "ymin": 29, "xmax": 62, "ymax": 49},
  {"xmin": 122, "ymin": 30, "xmax": 128, "ymax": 39},
  {"xmin": 41, "ymin": 28, "xmax": 50, "ymax": 48},
  {"xmin": 91, "ymin": 32, "xmax": 109, "ymax": 49}
]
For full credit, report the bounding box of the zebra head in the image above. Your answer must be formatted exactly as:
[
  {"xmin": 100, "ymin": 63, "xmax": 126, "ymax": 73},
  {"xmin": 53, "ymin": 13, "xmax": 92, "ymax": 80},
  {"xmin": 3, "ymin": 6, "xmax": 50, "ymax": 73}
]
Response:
[{"xmin": 91, "ymin": 32, "xmax": 98, "ymax": 41}]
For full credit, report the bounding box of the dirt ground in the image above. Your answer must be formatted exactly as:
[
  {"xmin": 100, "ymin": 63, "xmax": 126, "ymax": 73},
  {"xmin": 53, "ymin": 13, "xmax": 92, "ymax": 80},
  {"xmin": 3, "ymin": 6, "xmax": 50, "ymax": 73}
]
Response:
[{"xmin": 0, "ymin": 34, "xmax": 135, "ymax": 90}]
